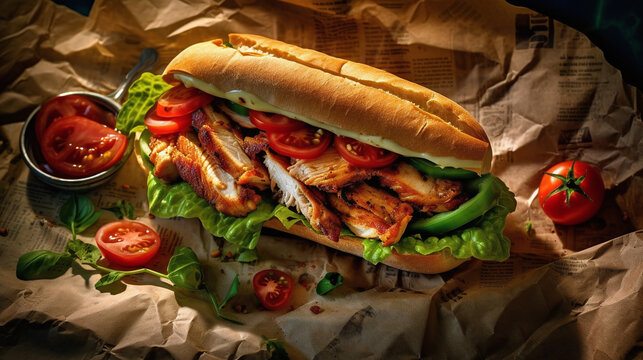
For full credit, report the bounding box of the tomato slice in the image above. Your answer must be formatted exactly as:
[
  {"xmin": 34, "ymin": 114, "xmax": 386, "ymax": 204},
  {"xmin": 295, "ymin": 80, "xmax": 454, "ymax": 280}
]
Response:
[
  {"xmin": 156, "ymin": 85, "xmax": 214, "ymax": 117},
  {"xmin": 267, "ymin": 126, "xmax": 332, "ymax": 159},
  {"xmin": 95, "ymin": 221, "xmax": 161, "ymax": 267},
  {"xmin": 144, "ymin": 105, "xmax": 193, "ymax": 135},
  {"xmin": 40, "ymin": 116, "xmax": 128, "ymax": 177},
  {"xmin": 253, "ymin": 269, "xmax": 293, "ymax": 310},
  {"xmin": 36, "ymin": 95, "xmax": 116, "ymax": 142},
  {"xmin": 334, "ymin": 136, "xmax": 398, "ymax": 168},
  {"xmin": 249, "ymin": 110, "xmax": 307, "ymax": 132}
]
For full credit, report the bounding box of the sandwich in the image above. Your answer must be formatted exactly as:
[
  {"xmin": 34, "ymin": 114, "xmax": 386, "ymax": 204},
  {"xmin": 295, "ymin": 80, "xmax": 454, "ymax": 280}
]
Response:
[{"xmin": 117, "ymin": 34, "xmax": 516, "ymax": 274}]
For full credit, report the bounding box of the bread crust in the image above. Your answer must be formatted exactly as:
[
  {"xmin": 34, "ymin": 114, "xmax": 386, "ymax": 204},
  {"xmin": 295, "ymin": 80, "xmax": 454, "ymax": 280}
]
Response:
[
  {"xmin": 263, "ymin": 218, "xmax": 469, "ymax": 274},
  {"xmin": 163, "ymin": 36, "xmax": 492, "ymax": 173}
]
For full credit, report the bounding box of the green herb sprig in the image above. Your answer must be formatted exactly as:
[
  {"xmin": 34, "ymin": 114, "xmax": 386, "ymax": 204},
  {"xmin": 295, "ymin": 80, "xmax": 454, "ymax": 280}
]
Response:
[{"xmin": 16, "ymin": 194, "xmax": 241, "ymax": 324}]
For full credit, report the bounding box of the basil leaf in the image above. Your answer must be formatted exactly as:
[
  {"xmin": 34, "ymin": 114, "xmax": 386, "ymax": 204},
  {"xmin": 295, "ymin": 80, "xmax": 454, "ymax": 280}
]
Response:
[
  {"xmin": 263, "ymin": 337, "xmax": 290, "ymax": 360},
  {"xmin": 16, "ymin": 250, "xmax": 73, "ymax": 280},
  {"xmin": 66, "ymin": 238, "xmax": 102, "ymax": 265},
  {"xmin": 236, "ymin": 249, "xmax": 258, "ymax": 263},
  {"xmin": 95, "ymin": 272, "xmax": 128, "ymax": 288},
  {"xmin": 316, "ymin": 272, "xmax": 343, "ymax": 295},
  {"xmin": 103, "ymin": 200, "xmax": 135, "ymax": 220},
  {"xmin": 60, "ymin": 194, "xmax": 101, "ymax": 235},
  {"xmin": 59, "ymin": 194, "xmax": 78, "ymax": 234},
  {"xmin": 167, "ymin": 246, "xmax": 203, "ymax": 290},
  {"xmin": 220, "ymin": 274, "xmax": 240, "ymax": 309},
  {"xmin": 75, "ymin": 195, "xmax": 97, "ymax": 225},
  {"xmin": 75, "ymin": 212, "xmax": 102, "ymax": 234}
]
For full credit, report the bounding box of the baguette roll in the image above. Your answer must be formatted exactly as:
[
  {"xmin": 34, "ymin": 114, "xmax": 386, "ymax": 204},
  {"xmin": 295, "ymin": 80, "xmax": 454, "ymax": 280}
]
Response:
[
  {"xmin": 263, "ymin": 219, "xmax": 468, "ymax": 274},
  {"xmin": 163, "ymin": 35, "xmax": 492, "ymax": 173}
]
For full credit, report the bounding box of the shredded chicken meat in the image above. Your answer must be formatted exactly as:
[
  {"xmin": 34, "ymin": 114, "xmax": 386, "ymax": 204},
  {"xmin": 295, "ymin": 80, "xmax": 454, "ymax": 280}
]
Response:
[
  {"xmin": 264, "ymin": 151, "xmax": 342, "ymax": 241},
  {"xmin": 288, "ymin": 147, "xmax": 375, "ymax": 192},
  {"xmin": 377, "ymin": 162, "xmax": 465, "ymax": 213},
  {"xmin": 148, "ymin": 134, "xmax": 179, "ymax": 182},
  {"xmin": 329, "ymin": 183, "xmax": 414, "ymax": 246},
  {"xmin": 171, "ymin": 132, "xmax": 261, "ymax": 217},
  {"xmin": 192, "ymin": 105, "xmax": 269, "ymax": 190}
]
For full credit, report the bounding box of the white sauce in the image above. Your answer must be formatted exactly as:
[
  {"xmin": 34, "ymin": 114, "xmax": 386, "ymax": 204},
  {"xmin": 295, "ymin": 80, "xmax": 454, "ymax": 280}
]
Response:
[{"xmin": 174, "ymin": 73, "xmax": 483, "ymax": 170}]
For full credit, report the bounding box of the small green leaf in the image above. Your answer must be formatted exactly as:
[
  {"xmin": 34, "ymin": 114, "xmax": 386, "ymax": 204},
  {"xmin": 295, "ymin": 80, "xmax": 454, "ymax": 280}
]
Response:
[
  {"xmin": 59, "ymin": 194, "xmax": 101, "ymax": 235},
  {"xmin": 236, "ymin": 249, "xmax": 258, "ymax": 263},
  {"xmin": 59, "ymin": 194, "xmax": 78, "ymax": 234},
  {"xmin": 525, "ymin": 221, "xmax": 533, "ymax": 234},
  {"xmin": 16, "ymin": 250, "xmax": 73, "ymax": 280},
  {"xmin": 167, "ymin": 246, "xmax": 203, "ymax": 290},
  {"xmin": 263, "ymin": 336, "xmax": 290, "ymax": 360},
  {"xmin": 95, "ymin": 272, "xmax": 128, "ymax": 288},
  {"xmin": 75, "ymin": 212, "xmax": 102, "ymax": 234},
  {"xmin": 220, "ymin": 275, "xmax": 240, "ymax": 309},
  {"xmin": 66, "ymin": 238, "xmax": 102, "ymax": 265},
  {"xmin": 316, "ymin": 272, "xmax": 343, "ymax": 295},
  {"xmin": 103, "ymin": 200, "xmax": 135, "ymax": 220}
]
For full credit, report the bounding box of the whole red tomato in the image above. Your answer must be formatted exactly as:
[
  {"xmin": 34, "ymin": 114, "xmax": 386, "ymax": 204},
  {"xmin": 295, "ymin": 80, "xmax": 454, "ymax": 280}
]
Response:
[{"xmin": 538, "ymin": 160, "xmax": 605, "ymax": 225}]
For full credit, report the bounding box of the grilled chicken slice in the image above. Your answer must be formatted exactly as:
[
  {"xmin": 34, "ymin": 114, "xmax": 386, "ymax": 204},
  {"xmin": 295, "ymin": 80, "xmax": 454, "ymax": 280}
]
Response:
[
  {"xmin": 331, "ymin": 183, "xmax": 414, "ymax": 246},
  {"xmin": 288, "ymin": 147, "xmax": 375, "ymax": 192},
  {"xmin": 328, "ymin": 186, "xmax": 413, "ymax": 247},
  {"xmin": 377, "ymin": 162, "xmax": 464, "ymax": 213},
  {"xmin": 264, "ymin": 151, "xmax": 342, "ymax": 242},
  {"xmin": 243, "ymin": 133, "xmax": 270, "ymax": 160},
  {"xmin": 148, "ymin": 134, "xmax": 179, "ymax": 182},
  {"xmin": 192, "ymin": 105, "xmax": 269, "ymax": 190},
  {"xmin": 173, "ymin": 132, "xmax": 261, "ymax": 217}
]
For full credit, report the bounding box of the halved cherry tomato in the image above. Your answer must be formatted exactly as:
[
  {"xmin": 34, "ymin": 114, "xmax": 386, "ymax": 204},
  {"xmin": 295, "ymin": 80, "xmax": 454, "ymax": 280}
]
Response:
[
  {"xmin": 95, "ymin": 221, "xmax": 161, "ymax": 267},
  {"xmin": 249, "ymin": 110, "xmax": 307, "ymax": 132},
  {"xmin": 41, "ymin": 116, "xmax": 128, "ymax": 177},
  {"xmin": 36, "ymin": 95, "xmax": 116, "ymax": 142},
  {"xmin": 156, "ymin": 85, "xmax": 214, "ymax": 117},
  {"xmin": 334, "ymin": 136, "xmax": 398, "ymax": 168},
  {"xmin": 253, "ymin": 269, "xmax": 293, "ymax": 310},
  {"xmin": 267, "ymin": 126, "xmax": 332, "ymax": 159},
  {"xmin": 144, "ymin": 105, "xmax": 193, "ymax": 135}
]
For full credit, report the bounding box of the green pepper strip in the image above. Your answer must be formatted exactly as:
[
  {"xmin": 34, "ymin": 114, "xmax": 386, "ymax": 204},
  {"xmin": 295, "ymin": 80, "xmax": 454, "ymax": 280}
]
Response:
[
  {"xmin": 407, "ymin": 158, "xmax": 479, "ymax": 180},
  {"xmin": 224, "ymin": 99, "xmax": 250, "ymax": 116},
  {"xmin": 408, "ymin": 174, "xmax": 499, "ymax": 235}
]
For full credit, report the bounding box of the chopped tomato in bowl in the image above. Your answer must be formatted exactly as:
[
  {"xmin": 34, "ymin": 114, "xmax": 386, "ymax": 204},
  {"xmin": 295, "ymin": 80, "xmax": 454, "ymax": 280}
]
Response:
[{"xmin": 20, "ymin": 92, "xmax": 132, "ymax": 190}]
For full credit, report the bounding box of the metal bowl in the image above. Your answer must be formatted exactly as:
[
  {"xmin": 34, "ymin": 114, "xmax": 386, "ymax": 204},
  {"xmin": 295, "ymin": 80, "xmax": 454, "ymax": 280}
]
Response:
[{"xmin": 20, "ymin": 91, "xmax": 134, "ymax": 191}]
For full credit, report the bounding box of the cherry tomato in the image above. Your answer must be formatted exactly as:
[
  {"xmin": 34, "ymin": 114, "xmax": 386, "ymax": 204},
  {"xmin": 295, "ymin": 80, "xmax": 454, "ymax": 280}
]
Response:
[
  {"xmin": 249, "ymin": 110, "xmax": 307, "ymax": 132},
  {"xmin": 538, "ymin": 160, "xmax": 605, "ymax": 225},
  {"xmin": 253, "ymin": 269, "xmax": 293, "ymax": 310},
  {"xmin": 334, "ymin": 136, "xmax": 398, "ymax": 168},
  {"xmin": 95, "ymin": 221, "xmax": 161, "ymax": 267},
  {"xmin": 267, "ymin": 126, "xmax": 332, "ymax": 159},
  {"xmin": 40, "ymin": 116, "xmax": 128, "ymax": 177},
  {"xmin": 36, "ymin": 95, "xmax": 116, "ymax": 142},
  {"xmin": 156, "ymin": 85, "xmax": 214, "ymax": 117},
  {"xmin": 144, "ymin": 105, "xmax": 193, "ymax": 135}
]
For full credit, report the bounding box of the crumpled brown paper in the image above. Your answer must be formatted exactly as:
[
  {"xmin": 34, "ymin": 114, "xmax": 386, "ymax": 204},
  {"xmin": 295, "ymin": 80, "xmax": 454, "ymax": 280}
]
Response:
[{"xmin": 0, "ymin": 0, "xmax": 641, "ymax": 358}]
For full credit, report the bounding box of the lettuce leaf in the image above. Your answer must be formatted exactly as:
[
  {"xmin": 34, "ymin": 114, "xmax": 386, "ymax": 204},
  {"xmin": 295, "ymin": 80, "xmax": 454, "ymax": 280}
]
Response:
[
  {"xmin": 147, "ymin": 173, "xmax": 274, "ymax": 250},
  {"xmin": 116, "ymin": 72, "xmax": 172, "ymax": 135},
  {"xmin": 362, "ymin": 176, "xmax": 516, "ymax": 265}
]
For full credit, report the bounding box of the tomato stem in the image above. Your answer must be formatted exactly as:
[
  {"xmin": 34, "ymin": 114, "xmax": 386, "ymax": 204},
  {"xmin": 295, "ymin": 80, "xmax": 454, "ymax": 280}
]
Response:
[
  {"xmin": 543, "ymin": 160, "xmax": 592, "ymax": 205},
  {"xmin": 91, "ymin": 263, "xmax": 169, "ymax": 279}
]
